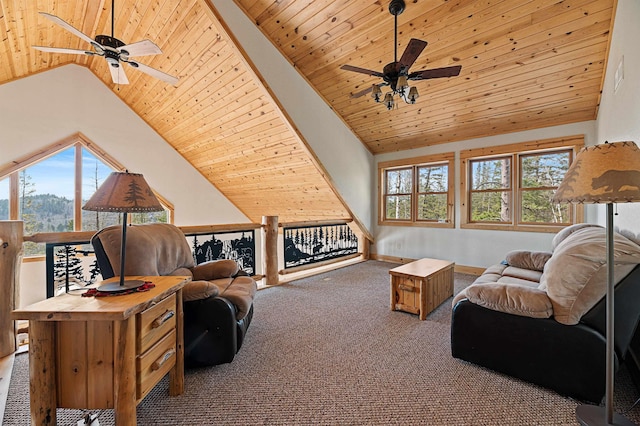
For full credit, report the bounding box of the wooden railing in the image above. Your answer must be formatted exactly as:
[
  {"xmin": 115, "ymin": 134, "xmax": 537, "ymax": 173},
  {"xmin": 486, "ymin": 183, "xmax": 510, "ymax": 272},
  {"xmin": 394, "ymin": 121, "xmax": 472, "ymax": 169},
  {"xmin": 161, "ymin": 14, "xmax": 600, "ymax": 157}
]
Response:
[{"xmin": 0, "ymin": 217, "xmax": 371, "ymax": 357}]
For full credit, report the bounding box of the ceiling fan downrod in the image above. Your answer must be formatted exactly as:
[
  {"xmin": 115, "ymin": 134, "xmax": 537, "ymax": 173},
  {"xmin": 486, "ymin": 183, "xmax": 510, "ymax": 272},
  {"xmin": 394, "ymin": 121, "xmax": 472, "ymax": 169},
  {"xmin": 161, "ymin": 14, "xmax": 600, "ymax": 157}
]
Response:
[{"xmin": 389, "ymin": 0, "xmax": 405, "ymax": 63}]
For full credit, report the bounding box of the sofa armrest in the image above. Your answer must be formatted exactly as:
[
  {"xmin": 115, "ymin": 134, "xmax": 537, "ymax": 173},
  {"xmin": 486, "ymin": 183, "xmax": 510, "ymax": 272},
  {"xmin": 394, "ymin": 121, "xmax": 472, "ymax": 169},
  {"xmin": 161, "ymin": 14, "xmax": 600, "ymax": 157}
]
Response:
[
  {"xmin": 462, "ymin": 282, "xmax": 553, "ymax": 319},
  {"xmin": 192, "ymin": 259, "xmax": 239, "ymax": 280},
  {"xmin": 505, "ymin": 250, "xmax": 552, "ymax": 272}
]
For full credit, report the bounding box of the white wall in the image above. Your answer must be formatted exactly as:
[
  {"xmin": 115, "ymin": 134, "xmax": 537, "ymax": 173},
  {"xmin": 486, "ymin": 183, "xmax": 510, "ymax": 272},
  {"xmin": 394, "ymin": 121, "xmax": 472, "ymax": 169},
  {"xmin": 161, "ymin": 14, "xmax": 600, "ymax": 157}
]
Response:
[
  {"xmin": 0, "ymin": 65, "xmax": 249, "ymax": 306},
  {"xmin": 594, "ymin": 0, "xmax": 640, "ymax": 235},
  {"xmin": 374, "ymin": 121, "xmax": 597, "ymax": 268},
  {"xmin": 208, "ymin": 0, "xmax": 376, "ymax": 232}
]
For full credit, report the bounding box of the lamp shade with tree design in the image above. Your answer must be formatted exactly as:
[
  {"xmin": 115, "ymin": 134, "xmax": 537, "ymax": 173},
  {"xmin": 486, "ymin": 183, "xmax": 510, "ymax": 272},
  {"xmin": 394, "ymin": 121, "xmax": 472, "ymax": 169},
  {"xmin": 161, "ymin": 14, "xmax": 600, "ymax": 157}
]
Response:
[{"xmin": 83, "ymin": 171, "xmax": 163, "ymax": 292}]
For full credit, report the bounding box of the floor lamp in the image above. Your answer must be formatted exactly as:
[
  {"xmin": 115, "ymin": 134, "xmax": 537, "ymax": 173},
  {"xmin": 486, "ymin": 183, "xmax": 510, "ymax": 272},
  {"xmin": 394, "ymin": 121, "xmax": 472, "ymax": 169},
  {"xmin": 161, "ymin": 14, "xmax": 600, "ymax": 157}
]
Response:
[
  {"xmin": 554, "ymin": 141, "xmax": 640, "ymax": 426},
  {"xmin": 83, "ymin": 171, "xmax": 163, "ymax": 292}
]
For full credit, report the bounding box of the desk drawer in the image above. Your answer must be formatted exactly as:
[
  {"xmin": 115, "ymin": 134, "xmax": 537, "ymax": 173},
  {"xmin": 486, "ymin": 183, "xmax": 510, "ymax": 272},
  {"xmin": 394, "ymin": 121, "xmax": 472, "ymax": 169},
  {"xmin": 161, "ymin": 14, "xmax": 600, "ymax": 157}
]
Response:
[
  {"xmin": 137, "ymin": 293, "xmax": 176, "ymax": 354},
  {"xmin": 137, "ymin": 328, "xmax": 176, "ymax": 400}
]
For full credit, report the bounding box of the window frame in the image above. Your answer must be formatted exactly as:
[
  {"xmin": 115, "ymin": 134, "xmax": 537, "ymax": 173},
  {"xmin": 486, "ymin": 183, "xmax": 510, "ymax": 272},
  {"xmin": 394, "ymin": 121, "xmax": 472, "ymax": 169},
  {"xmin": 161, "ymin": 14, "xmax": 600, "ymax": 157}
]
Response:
[
  {"xmin": 378, "ymin": 152, "xmax": 455, "ymax": 228},
  {"xmin": 0, "ymin": 133, "xmax": 174, "ymax": 256},
  {"xmin": 460, "ymin": 135, "xmax": 584, "ymax": 232}
]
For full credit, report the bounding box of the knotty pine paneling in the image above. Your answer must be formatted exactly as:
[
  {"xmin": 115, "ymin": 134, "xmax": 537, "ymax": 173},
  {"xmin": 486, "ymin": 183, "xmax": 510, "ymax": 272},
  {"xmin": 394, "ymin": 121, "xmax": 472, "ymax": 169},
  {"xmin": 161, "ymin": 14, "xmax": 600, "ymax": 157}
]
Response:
[
  {"xmin": 0, "ymin": 0, "xmax": 351, "ymax": 225},
  {"xmin": 235, "ymin": 0, "xmax": 615, "ymax": 153}
]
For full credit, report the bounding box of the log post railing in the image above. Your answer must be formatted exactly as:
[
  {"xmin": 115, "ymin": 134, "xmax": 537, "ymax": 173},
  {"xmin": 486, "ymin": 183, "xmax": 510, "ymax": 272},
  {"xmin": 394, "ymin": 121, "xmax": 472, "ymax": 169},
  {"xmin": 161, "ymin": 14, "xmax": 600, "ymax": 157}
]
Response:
[
  {"xmin": 262, "ymin": 216, "xmax": 279, "ymax": 286},
  {"xmin": 0, "ymin": 221, "xmax": 23, "ymax": 358}
]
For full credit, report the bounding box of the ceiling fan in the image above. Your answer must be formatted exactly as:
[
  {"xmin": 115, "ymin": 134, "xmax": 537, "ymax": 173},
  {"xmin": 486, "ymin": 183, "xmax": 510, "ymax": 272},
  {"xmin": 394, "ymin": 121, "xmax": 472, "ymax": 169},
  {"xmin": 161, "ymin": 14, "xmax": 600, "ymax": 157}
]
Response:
[
  {"xmin": 32, "ymin": 1, "xmax": 179, "ymax": 86},
  {"xmin": 341, "ymin": 0, "xmax": 461, "ymax": 109}
]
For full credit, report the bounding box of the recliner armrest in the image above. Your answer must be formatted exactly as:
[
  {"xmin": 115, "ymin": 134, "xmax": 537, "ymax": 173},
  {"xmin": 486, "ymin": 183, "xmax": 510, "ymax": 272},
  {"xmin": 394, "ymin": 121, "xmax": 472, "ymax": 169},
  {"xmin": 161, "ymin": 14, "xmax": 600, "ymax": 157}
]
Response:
[{"xmin": 192, "ymin": 259, "xmax": 239, "ymax": 280}]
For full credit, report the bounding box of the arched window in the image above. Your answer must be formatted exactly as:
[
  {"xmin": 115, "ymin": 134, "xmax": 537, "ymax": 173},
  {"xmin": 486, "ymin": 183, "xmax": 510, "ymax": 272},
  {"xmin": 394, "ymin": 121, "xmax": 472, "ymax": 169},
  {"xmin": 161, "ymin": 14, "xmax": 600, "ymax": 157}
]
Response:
[{"xmin": 0, "ymin": 133, "xmax": 173, "ymax": 256}]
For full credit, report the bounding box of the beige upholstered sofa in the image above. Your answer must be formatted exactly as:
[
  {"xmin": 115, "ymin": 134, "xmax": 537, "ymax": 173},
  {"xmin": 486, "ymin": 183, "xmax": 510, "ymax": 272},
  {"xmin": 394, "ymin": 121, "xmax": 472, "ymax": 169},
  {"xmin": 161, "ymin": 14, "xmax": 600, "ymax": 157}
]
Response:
[{"xmin": 451, "ymin": 223, "xmax": 640, "ymax": 402}]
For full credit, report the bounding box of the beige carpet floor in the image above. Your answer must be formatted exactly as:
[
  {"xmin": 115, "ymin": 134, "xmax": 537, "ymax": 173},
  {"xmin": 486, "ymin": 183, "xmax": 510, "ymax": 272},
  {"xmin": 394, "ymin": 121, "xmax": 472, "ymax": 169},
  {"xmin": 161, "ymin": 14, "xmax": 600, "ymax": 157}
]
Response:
[{"xmin": 4, "ymin": 260, "xmax": 640, "ymax": 425}]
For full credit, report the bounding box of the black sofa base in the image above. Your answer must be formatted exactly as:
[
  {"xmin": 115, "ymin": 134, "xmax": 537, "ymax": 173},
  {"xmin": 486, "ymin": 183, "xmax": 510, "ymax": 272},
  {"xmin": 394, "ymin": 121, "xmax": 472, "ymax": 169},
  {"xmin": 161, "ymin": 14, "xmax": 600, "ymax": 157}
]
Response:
[{"xmin": 451, "ymin": 265, "xmax": 640, "ymax": 404}]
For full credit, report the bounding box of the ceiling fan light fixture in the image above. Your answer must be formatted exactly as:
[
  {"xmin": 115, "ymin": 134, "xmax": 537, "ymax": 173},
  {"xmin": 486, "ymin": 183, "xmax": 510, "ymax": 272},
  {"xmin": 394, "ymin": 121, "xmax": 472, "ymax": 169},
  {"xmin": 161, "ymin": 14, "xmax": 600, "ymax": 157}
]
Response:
[
  {"xmin": 384, "ymin": 92, "xmax": 394, "ymax": 110},
  {"xmin": 371, "ymin": 84, "xmax": 382, "ymax": 102},
  {"xmin": 407, "ymin": 86, "xmax": 419, "ymax": 104},
  {"xmin": 397, "ymin": 75, "xmax": 409, "ymax": 91}
]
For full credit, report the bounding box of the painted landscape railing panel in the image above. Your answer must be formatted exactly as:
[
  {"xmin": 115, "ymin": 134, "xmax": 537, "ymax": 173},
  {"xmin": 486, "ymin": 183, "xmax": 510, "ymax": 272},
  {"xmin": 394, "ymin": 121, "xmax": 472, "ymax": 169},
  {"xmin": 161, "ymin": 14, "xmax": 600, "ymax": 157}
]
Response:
[{"xmin": 283, "ymin": 223, "xmax": 358, "ymax": 269}]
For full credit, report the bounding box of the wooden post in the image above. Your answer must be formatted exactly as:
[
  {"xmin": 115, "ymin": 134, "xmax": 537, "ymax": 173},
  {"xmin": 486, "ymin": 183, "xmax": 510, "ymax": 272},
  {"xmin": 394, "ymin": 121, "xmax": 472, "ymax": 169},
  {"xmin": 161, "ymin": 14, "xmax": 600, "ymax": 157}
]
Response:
[
  {"xmin": 262, "ymin": 216, "xmax": 279, "ymax": 286},
  {"xmin": 0, "ymin": 221, "xmax": 23, "ymax": 358}
]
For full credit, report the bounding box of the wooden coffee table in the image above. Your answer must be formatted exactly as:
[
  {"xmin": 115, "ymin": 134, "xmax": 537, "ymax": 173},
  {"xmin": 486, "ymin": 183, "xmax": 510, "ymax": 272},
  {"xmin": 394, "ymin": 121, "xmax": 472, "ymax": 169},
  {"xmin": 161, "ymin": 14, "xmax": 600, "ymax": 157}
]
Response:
[{"xmin": 390, "ymin": 258, "xmax": 454, "ymax": 320}]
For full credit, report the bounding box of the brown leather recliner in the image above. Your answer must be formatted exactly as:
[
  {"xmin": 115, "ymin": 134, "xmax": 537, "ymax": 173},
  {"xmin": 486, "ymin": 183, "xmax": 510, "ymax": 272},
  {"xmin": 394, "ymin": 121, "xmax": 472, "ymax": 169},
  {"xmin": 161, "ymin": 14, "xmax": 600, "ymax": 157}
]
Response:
[{"xmin": 91, "ymin": 223, "xmax": 257, "ymax": 367}]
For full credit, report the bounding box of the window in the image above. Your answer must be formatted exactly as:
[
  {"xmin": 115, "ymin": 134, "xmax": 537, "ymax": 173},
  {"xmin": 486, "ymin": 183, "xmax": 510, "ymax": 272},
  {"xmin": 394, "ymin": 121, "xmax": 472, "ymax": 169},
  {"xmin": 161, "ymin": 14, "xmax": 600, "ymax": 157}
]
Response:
[
  {"xmin": 0, "ymin": 133, "xmax": 173, "ymax": 256},
  {"xmin": 379, "ymin": 153, "xmax": 454, "ymax": 227},
  {"xmin": 384, "ymin": 167, "xmax": 412, "ymax": 220},
  {"xmin": 461, "ymin": 136, "xmax": 583, "ymax": 232},
  {"xmin": 0, "ymin": 178, "xmax": 8, "ymax": 220}
]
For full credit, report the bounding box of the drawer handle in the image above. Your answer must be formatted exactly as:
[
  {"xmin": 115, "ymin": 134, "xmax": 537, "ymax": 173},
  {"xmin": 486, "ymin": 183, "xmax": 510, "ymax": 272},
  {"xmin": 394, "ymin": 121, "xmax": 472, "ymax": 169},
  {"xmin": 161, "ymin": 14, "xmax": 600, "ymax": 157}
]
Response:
[
  {"xmin": 151, "ymin": 310, "xmax": 175, "ymax": 329},
  {"xmin": 151, "ymin": 348, "xmax": 176, "ymax": 371},
  {"xmin": 398, "ymin": 284, "xmax": 416, "ymax": 292}
]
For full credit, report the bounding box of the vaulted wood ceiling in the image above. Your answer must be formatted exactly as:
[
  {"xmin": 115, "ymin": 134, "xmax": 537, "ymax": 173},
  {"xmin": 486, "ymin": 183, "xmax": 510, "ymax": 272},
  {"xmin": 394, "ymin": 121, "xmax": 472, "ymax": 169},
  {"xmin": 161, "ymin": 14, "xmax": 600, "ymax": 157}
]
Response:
[
  {"xmin": 235, "ymin": 0, "xmax": 615, "ymax": 153},
  {"xmin": 0, "ymin": 0, "xmax": 616, "ymax": 228}
]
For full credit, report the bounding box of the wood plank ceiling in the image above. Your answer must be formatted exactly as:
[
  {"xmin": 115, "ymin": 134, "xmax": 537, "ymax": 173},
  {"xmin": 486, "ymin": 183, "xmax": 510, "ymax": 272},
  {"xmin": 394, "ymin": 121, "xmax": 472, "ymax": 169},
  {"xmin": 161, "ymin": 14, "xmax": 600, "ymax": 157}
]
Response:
[
  {"xmin": 234, "ymin": 0, "xmax": 615, "ymax": 153},
  {"xmin": 0, "ymin": 0, "xmax": 352, "ymax": 226},
  {"xmin": 0, "ymin": 0, "xmax": 616, "ymax": 225}
]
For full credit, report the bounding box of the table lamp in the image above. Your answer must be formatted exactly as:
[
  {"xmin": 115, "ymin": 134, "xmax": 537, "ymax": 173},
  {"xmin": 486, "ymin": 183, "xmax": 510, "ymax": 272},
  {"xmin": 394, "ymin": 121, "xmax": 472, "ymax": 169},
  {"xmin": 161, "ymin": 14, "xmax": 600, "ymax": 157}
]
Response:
[
  {"xmin": 553, "ymin": 141, "xmax": 640, "ymax": 426},
  {"xmin": 83, "ymin": 171, "xmax": 163, "ymax": 292}
]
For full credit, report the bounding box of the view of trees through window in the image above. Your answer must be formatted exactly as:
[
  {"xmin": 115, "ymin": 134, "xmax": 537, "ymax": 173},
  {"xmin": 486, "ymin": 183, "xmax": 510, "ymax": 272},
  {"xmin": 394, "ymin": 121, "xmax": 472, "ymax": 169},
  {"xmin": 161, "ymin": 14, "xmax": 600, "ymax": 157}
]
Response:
[
  {"xmin": 385, "ymin": 168, "xmax": 412, "ymax": 220},
  {"xmin": 520, "ymin": 151, "xmax": 571, "ymax": 224},
  {"xmin": 2, "ymin": 143, "xmax": 168, "ymax": 256},
  {"xmin": 470, "ymin": 157, "xmax": 512, "ymax": 222},
  {"xmin": 417, "ymin": 164, "xmax": 448, "ymax": 221},
  {"xmin": 469, "ymin": 150, "xmax": 571, "ymax": 225}
]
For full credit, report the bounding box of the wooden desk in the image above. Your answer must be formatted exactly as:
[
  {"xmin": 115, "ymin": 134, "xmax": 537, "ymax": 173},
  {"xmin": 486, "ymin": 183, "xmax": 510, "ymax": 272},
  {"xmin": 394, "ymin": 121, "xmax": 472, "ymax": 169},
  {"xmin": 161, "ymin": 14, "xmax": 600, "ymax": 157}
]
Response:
[
  {"xmin": 12, "ymin": 275, "xmax": 190, "ymax": 426},
  {"xmin": 390, "ymin": 258, "xmax": 454, "ymax": 320}
]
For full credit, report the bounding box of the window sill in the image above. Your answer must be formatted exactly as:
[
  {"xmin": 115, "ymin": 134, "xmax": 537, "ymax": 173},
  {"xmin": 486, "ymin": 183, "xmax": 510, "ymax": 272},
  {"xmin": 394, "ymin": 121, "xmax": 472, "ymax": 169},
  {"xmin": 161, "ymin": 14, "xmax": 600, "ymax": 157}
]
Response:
[
  {"xmin": 460, "ymin": 223, "xmax": 570, "ymax": 233},
  {"xmin": 379, "ymin": 220, "xmax": 455, "ymax": 229}
]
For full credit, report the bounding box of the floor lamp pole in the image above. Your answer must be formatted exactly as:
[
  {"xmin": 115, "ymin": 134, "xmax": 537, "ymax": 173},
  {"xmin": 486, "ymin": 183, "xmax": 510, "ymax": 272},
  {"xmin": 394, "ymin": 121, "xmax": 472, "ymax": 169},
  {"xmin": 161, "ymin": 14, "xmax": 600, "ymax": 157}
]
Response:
[{"xmin": 576, "ymin": 203, "xmax": 635, "ymax": 426}]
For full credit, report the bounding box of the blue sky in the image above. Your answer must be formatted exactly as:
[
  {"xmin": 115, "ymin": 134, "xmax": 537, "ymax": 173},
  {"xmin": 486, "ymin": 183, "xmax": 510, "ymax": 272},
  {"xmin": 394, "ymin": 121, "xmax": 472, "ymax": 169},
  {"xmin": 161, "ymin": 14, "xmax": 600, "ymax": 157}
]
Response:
[{"xmin": 1, "ymin": 147, "xmax": 114, "ymax": 201}]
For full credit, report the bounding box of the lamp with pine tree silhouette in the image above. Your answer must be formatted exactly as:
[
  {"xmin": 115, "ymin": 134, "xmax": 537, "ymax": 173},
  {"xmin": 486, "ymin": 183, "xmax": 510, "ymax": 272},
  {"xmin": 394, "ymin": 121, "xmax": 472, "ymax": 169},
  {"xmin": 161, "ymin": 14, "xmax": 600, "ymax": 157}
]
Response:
[
  {"xmin": 83, "ymin": 171, "xmax": 163, "ymax": 292},
  {"xmin": 554, "ymin": 141, "xmax": 640, "ymax": 426}
]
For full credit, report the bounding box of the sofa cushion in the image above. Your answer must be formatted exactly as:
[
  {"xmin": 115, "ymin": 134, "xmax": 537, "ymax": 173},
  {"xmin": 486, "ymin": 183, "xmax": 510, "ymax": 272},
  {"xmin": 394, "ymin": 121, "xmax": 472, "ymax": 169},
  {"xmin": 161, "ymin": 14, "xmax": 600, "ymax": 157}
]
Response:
[
  {"xmin": 505, "ymin": 250, "xmax": 552, "ymax": 272},
  {"xmin": 462, "ymin": 283, "xmax": 553, "ymax": 318},
  {"xmin": 541, "ymin": 227, "xmax": 640, "ymax": 325},
  {"xmin": 551, "ymin": 223, "xmax": 602, "ymax": 251},
  {"xmin": 96, "ymin": 223, "xmax": 196, "ymax": 276}
]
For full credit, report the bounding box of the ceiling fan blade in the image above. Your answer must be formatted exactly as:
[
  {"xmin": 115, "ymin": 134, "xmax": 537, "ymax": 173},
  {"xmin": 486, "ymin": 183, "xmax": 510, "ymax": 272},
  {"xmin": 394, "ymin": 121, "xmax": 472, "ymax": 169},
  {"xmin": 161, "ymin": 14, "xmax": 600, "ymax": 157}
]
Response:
[
  {"xmin": 408, "ymin": 65, "xmax": 462, "ymax": 80},
  {"xmin": 39, "ymin": 12, "xmax": 95, "ymax": 46},
  {"xmin": 351, "ymin": 86, "xmax": 374, "ymax": 99},
  {"xmin": 127, "ymin": 61, "xmax": 179, "ymax": 86},
  {"xmin": 340, "ymin": 64, "xmax": 384, "ymax": 78},
  {"xmin": 351, "ymin": 83, "xmax": 388, "ymax": 99},
  {"xmin": 399, "ymin": 38, "xmax": 427, "ymax": 70},
  {"xmin": 119, "ymin": 40, "xmax": 162, "ymax": 57},
  {"xmin": 32, "ymin": 46, "xmax": 95, "ymax": 56},
  {"xmin": 108, "ymin": 64, "xmax": 129, "ymax": 85}
]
